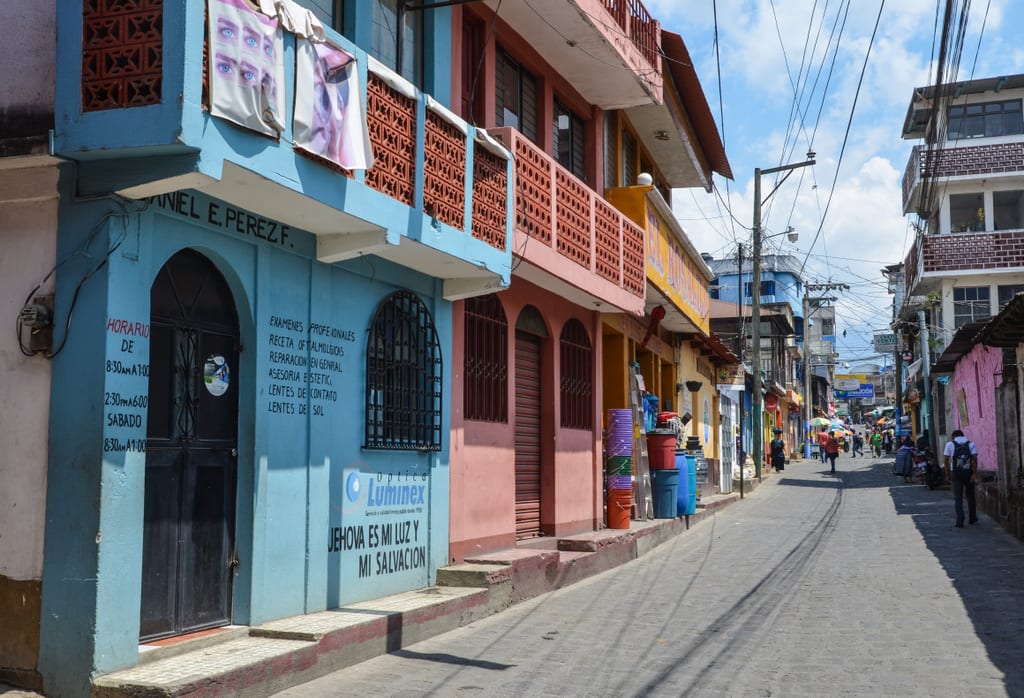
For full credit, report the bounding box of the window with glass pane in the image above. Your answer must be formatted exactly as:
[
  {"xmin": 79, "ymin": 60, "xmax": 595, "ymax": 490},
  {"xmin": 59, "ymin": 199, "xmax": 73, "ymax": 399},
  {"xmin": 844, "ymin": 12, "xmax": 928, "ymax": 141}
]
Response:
[
  {"xmin": 953, "ymin": 286, "xmax": 991, "ymax": 328},
  {"xmin": 743, "ymin": 281, "xmax": 776, "ymax": 298},
  {"xmin": 993, "ymin": 190, "xmax": 1024, "ymax": 230},
  {"xmin": 554, "ymin": 100, "xmax": 585, "ymax": 180},
  {"xmin": 948, "ymin": 99, "xmax": 1023, "ymax": 139},
  {"xmin": 371, "ymin": 0, "xmax": 422, "ymax": 86},
  {"xmin": 603, "ymin": 116, "xmax": 615, "ymax": 188},
  {"xmin": 950, "ymin": 192, "xmax": 984, "ymax": 232},
  {"xmin": 621, "ymin": 130, "xmax": 636, "ymax": 186},
  {"xmin": 998, "ymin": 284, "xmax": 1024, "ymax": 310},
  {"xmin": 495, "ymin": 48, "xmax": 537, "ymax": 142}
]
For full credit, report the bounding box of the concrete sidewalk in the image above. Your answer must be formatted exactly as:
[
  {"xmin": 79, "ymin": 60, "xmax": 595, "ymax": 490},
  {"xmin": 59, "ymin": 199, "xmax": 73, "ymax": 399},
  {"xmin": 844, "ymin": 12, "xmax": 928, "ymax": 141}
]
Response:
[{"xmin": 86, "ymin": 483, "xmax": 757, "ymax": 697}]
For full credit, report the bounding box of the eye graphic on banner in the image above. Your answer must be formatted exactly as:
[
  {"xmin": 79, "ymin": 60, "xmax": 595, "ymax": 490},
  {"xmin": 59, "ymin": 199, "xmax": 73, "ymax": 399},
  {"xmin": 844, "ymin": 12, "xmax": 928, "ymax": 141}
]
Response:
[
  {"xmin": 294, "ymin": 39, "xmax": 375, "ymax": 170},
  {"xmin": 207, "ymin": 0, "xmax": 286, "ymax": 136}
]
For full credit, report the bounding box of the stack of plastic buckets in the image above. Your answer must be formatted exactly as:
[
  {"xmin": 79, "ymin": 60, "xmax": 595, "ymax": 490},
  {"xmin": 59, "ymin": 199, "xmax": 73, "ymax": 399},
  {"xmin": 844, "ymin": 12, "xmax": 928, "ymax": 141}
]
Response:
[{"xmin": 605, "ymin": 408, "xmax": 633, "ymax": 529}]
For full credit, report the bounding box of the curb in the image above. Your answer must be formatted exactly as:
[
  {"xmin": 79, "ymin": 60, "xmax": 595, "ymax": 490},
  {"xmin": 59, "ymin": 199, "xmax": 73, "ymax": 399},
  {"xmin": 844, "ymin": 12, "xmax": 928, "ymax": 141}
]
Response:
[{"xmin": 88, "ymin": 490, "xmax": 748, "ymax": 697}]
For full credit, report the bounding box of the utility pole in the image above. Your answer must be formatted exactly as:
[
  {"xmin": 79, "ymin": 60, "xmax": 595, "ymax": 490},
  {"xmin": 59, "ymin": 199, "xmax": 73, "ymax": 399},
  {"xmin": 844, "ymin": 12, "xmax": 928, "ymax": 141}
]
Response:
[
  {"xmin": 737, "ymin": 243, "xmax": 744, "ymax": 498},
  {"xmin": 751, "ymin": 153, "xmax": 815, "ymax": 479}
]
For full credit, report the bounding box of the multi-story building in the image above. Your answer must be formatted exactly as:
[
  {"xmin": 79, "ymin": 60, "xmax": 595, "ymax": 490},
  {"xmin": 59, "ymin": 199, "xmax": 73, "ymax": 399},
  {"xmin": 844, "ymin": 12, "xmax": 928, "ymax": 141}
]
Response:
[
  {"xmin": 707, "ymin": 254, "xmax": 805, "ymax": 461},
  {"xmin": 5, "ymin": 1, "xmax": 516, "ymax": 693},
  {"xmin": 448, "ymin": 4, "xmax": 733, "ymax": 555},
  {"xmin": 1, "ymin": 0, "xmax": 732, "ymax": 693},
  {"xmin": 709, "ymin": 300, "xmax": 798, "ymax": 470},
  {"xmin": 899, "ymin": 72, "xmax": 1024, "ymax": 450}
]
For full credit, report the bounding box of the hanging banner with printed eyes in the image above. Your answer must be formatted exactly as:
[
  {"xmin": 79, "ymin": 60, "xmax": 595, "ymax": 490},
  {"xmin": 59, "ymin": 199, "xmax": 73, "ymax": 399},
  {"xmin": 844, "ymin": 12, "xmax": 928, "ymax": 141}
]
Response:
[
  {"xmin": 207, "ymin": 0, "xmax": 285, "ymax": 136},
  {"xmin": 294, "ymin": 38, "xmax": 375, "ymax": 170}
]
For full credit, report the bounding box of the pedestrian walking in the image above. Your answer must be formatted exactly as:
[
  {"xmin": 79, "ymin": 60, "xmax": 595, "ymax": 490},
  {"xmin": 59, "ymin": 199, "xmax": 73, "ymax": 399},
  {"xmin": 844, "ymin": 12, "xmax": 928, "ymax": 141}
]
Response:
[
  {"xmin": 943, "ymin": 429, "xmax": 978, "ymax": 528},
  {"xmin": 770, "ymin": 428, "xmax": 786, "ymax": 472},
  {"xmin": 817, "ymin": 429, "xmax": 829, "ymax": 464},
  {"xmin": 852, "ymin": 432, "xmax": 864, "ymax": 458},
  {"xmin": 825, "ymin": 431, "xmax": 840, "ymax": 473},
  {"xmin": 870, "ymin": 430, "xmax": 882, "ymax": 457},
  {"xmin": 882, "ymin": 430, "xmax": 894, "ymax": 455}
]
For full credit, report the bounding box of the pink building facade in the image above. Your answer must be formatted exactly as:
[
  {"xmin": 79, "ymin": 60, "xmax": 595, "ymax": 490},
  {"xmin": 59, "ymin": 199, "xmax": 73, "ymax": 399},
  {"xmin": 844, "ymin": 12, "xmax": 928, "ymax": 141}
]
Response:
[
  {"xmin": 449, "ymin": 279, "xmax": 603, "ymax": 562},
  {"xmin": 949, "ymin": 344, "xmax": 1002, "ymax": 472}
]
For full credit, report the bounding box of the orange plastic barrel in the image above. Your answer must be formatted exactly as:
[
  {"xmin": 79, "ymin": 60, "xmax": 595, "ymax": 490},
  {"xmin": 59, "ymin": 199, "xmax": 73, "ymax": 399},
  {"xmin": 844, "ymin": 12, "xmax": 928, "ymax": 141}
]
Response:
[{"xmin": 606, "ymin": 490, "xmax": 631, "ymax": 529}]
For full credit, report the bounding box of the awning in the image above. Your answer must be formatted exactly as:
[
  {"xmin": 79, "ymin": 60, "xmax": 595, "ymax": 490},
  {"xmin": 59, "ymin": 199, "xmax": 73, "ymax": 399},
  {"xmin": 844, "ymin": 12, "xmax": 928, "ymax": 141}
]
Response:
[{"xmin": 904, "ymin": 358, "xmax": 922, "ymax": 384}]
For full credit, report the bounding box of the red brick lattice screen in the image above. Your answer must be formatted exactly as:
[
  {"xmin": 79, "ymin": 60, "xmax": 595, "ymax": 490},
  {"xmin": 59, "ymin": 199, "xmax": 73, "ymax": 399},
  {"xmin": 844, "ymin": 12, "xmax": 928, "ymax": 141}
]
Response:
[
  {"xmin": 555, "ymin": 169, "xmax": 592, "ymax": 268},
  {"xmin": 471, "ymin": 147, "xmax": 508, "ymax": 251},
  {"xmin": 905, "ymin": 142, "xmax": 1024, "ymax": 212},
  {"xmin": 499, "ymin": 127, "xmax": 644, "ymax": 299},
  {"xmin": 423, "ymin": 110, "xmax": 467, "ymax": 230},
  {"xmin": 513, "ymin": 137, "xmax": 553, "ymax": 245},
  {"xmin": 82, "ymin": 0, "xmax": 163, "ymax": 112},
  {"xmin": 922, "ymin": 230, "xmax": 1024, "ymax": 273},
  {"xmin": 365, "ymin": 74, "xmax": 416, "ymax": 207},
  {"xmin": 593, "ymin": 198, "xmax": 622, "ymax": 285},
  {"xmin": 621, "ymin": 218, "xmax": 645, "ymax": 297}
]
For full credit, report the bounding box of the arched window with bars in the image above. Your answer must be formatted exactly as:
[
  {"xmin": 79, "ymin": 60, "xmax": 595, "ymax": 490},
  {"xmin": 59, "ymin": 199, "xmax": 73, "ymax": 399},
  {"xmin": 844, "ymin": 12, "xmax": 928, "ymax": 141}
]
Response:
[{"xmin": 365, "ymin": 290, "xmax": 442, "ymax": 450}]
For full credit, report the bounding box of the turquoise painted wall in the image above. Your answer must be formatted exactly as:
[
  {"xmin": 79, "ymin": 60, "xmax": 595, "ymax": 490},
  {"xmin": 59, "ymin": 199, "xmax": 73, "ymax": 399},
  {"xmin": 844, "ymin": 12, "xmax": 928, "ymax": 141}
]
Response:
[{"xmin": 39, "ymin": 186, "xmax": 452, "ymax": 694}]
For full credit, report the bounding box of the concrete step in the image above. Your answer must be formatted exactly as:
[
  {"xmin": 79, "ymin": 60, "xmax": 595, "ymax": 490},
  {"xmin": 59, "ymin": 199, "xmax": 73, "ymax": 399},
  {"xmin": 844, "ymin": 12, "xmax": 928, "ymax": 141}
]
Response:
[{"xmin": 91, "ymin": 586, "xmax": 490, "ymax": 698}]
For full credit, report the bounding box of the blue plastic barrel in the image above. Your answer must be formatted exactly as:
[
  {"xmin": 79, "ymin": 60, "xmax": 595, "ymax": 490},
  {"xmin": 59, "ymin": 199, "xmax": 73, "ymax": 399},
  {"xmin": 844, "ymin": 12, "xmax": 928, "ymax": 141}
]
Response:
[
  {"xmin": 676, "ymin": 452, "xmax": 697, "ymax": 516},
  {"xmin": 651, "ymin": 468, "xmax": 679, "ymax": 518}
]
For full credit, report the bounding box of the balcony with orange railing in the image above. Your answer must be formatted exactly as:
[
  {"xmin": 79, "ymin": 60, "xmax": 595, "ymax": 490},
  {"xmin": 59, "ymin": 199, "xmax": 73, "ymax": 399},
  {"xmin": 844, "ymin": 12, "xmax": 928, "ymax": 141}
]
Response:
[
  {"xmin": 57, "ymin": 0, "xmax": 512, "ymax": 300},
  {"xmin": 484, "ymin": 0, "xmax": 662, "ymax": 109},
  {"xmin": 487, "ymin": 127, "xmax": 646, "ymax": 316}
]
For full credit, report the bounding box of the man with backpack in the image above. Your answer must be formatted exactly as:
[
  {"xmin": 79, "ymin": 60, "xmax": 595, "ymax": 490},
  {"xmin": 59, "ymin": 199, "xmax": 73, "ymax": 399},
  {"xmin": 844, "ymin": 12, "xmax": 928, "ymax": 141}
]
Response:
[{"xmin": 943, "ymin": 429, "xmax": 978, "ymax": 528}]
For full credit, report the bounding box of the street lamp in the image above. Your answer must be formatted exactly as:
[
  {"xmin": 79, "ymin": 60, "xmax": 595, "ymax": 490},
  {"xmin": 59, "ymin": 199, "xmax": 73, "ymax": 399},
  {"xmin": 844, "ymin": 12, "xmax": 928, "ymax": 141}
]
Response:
[{"xmin": 751, "ymin": 153, "xmax": 815, "ymax": 479}]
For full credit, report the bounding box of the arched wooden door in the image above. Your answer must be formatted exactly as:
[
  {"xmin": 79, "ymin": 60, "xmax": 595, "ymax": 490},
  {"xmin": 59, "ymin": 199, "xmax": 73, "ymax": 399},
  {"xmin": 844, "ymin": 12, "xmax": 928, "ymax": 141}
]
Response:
[{"xmin": 141, "ymin": 249, "xmax": 239, "ymax": 641}]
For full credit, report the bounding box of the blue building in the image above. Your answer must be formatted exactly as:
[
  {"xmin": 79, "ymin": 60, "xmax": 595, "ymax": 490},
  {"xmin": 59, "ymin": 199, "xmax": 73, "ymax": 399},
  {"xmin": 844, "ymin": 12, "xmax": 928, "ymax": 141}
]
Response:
[
  {"xmin": 707, "ymin": 253, "xmax": 806, "ymax": 341},
  {"xmin": 3, "ymin": 1, "xmax": 516, "ymax": 693}
]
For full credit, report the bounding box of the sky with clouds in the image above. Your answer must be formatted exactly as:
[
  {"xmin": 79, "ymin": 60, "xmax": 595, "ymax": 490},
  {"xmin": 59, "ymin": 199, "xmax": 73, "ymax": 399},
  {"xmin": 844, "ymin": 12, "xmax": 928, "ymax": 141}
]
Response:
[{"xmin": 641, "ymin": 0, "xmax": 1020, "ymax": 367}]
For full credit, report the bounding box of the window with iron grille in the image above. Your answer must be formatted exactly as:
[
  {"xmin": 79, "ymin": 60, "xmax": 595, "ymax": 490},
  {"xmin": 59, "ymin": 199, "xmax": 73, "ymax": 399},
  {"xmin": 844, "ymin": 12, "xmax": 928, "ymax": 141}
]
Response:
[
  {"xmin": 464, "ymin": 294, "xmax": 508, "ymax": 423},
  {"xmin": 559, "ymin": 319, "xmax": 593, "ymax": 430},
  {"xmin": 365, "ymin": 290, "xmax": 442, "ymax": 450}
]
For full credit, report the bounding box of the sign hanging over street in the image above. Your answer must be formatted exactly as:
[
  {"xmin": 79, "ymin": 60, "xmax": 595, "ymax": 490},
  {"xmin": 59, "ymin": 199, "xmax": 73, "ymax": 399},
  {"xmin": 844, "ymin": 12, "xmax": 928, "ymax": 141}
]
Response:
[{"xmin": 873, "ymin": 332, "xmax": 896, "ymax": 353}]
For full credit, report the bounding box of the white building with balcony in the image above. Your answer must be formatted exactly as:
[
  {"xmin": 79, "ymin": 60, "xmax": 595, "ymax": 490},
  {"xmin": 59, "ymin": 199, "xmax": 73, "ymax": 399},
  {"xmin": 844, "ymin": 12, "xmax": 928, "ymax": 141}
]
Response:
[{"xmin": 901, "ymin": 74, "xmax": 1024, "ymax": 351}]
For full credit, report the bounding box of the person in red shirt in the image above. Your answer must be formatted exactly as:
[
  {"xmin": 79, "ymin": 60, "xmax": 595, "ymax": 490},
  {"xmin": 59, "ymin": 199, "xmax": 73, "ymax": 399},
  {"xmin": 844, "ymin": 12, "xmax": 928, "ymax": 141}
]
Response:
[
  {"xmin": 825, "ymin": 432, "xmax": 840, "ymax": 473},
  {"xmin": 816, "ymin": 429, "xmax": 829, "ymax": 464}
]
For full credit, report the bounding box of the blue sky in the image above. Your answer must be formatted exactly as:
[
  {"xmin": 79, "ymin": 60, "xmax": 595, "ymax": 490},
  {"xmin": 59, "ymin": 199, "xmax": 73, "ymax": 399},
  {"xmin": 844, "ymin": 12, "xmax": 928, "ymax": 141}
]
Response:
[{"xmin": 641, "ymin": 0, "xmax": 1022, "ymax": 366}]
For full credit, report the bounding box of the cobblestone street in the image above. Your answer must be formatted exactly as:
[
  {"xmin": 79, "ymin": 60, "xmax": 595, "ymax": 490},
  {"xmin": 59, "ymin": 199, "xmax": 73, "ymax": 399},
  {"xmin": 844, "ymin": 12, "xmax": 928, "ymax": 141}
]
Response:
[{"xmin": 275, "ymin": 454, "xmax": 1024, "ymax": 697}]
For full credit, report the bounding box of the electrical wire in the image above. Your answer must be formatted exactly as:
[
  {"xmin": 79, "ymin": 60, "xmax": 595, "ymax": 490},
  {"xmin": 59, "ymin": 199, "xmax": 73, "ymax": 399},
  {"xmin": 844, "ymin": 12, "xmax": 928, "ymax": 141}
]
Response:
[{"xmin": 17, "ymin": 200, "xmax": 135, "ymax": 359}]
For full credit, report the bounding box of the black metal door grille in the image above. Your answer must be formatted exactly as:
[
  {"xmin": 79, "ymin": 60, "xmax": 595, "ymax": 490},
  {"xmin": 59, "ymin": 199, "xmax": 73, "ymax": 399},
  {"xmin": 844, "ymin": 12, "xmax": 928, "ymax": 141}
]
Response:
[{"xmin": 365, "ymin": 290, "xmax": 443, "ymax": 450}]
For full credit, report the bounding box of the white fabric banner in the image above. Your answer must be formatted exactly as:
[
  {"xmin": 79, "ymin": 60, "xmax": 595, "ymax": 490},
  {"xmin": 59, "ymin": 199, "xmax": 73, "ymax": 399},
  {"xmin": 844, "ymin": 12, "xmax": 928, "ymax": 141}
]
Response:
[
  {"xmin": 208, "ymin": 0, "xmax": 285, "ymax": 136},
  {"xmin": 293, "ymin": 39, "xmax": 375, "ymax": 170}
]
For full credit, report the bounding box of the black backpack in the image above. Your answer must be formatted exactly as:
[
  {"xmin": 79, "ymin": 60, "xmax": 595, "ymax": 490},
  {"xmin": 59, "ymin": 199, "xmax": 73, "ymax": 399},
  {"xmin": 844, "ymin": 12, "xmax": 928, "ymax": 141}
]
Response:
[{"xmin": 952, "ymin": 440, "xmax": 973, "ymax": 471}]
